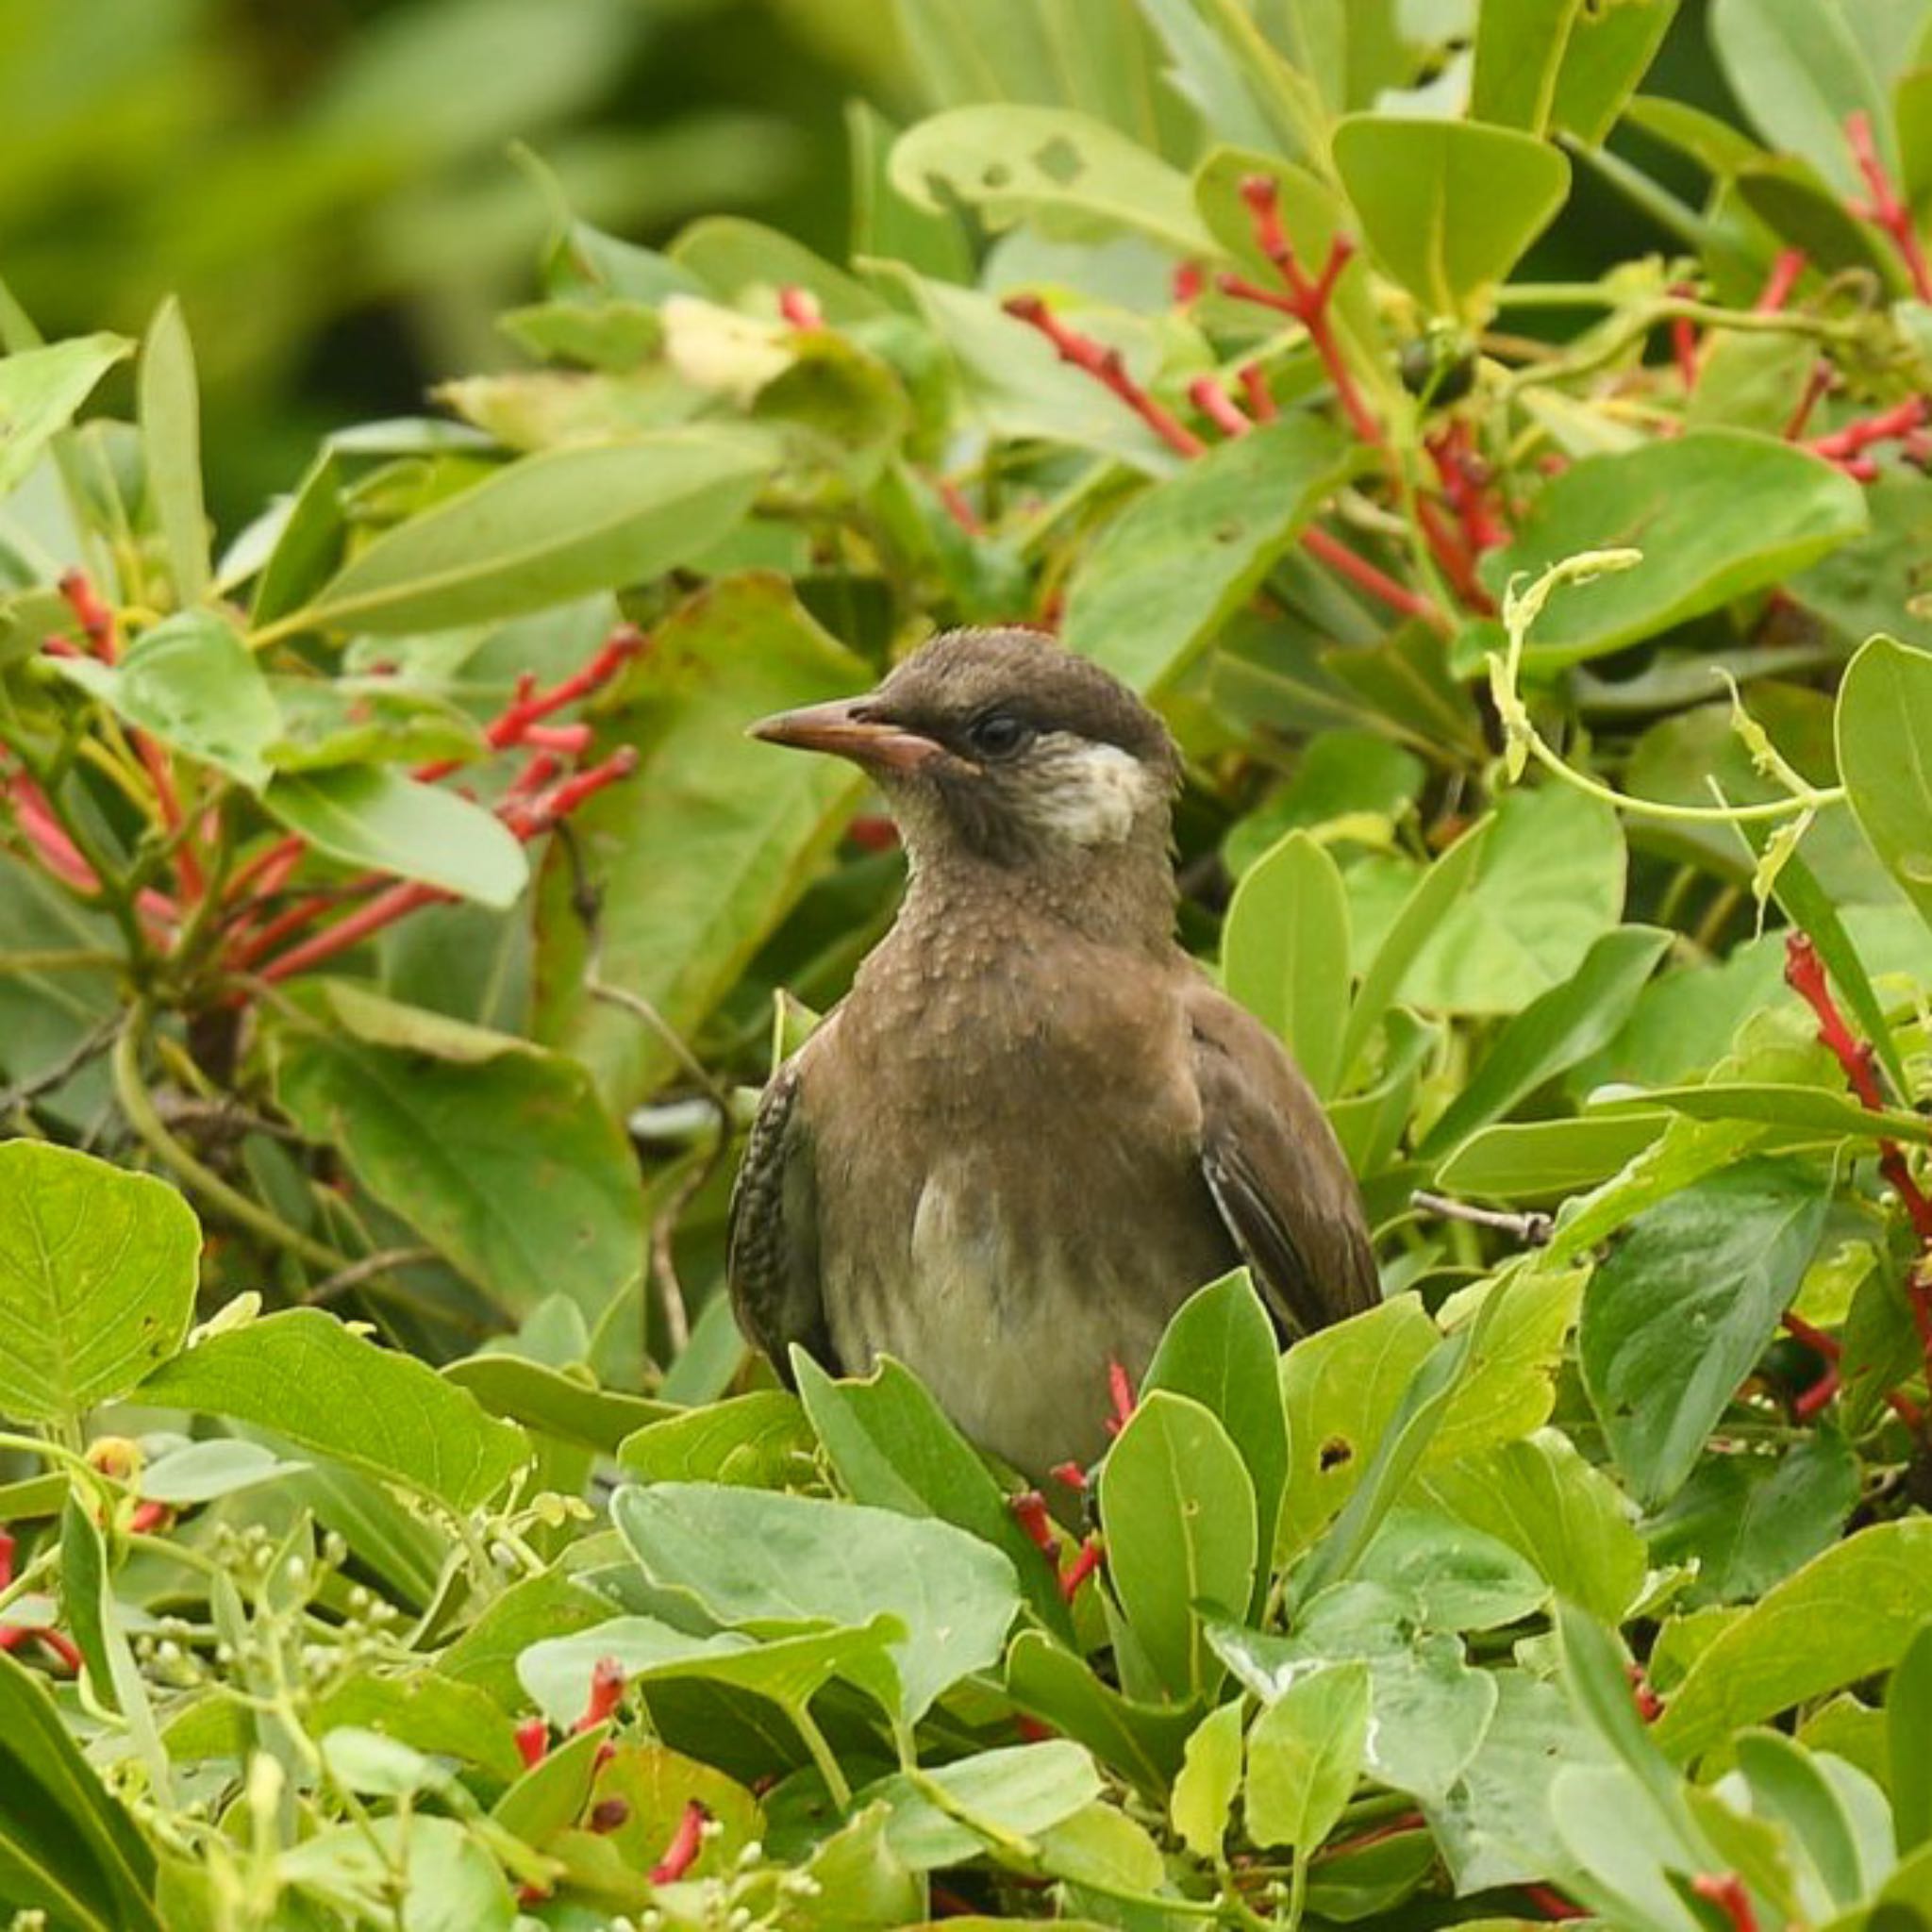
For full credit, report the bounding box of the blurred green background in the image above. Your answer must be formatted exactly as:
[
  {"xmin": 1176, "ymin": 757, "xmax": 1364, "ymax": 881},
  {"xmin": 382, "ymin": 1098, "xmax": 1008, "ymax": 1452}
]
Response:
[{"xmin": 2, "ymin": 0, "xmax": 1729, "ymax": 532}]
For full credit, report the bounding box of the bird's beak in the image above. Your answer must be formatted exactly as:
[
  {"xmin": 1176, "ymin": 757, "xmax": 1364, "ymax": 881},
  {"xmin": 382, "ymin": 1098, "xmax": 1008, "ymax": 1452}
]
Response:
[{"xmin": 748, "ymin": 698, "xmax": 942, "ymax": 774}]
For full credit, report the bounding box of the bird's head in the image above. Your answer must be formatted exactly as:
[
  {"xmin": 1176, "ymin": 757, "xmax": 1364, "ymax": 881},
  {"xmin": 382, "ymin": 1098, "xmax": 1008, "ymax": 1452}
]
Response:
[{"xmin": 750, "ymin": 629, "xmax": 1180, "ymax": 885}]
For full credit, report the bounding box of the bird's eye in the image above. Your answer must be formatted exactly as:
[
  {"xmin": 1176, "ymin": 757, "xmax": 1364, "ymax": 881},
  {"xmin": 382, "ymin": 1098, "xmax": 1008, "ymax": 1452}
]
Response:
[{"xmin": 966, "ymin": 709, "xmax": 1031, "ymax": 759}]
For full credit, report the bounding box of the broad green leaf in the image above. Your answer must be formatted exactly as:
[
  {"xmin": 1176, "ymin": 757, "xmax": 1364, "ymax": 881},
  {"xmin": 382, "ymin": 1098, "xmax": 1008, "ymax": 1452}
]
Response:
[
  {"xmin": 1005, "ymin": 1631, "xmax": 1202, "ymax": 1799},
  {"xmin": 616, "ymin": 1390, "xmax": 817, "ymax": 1489},
  {"xmin": 1278, "ymin": 1294, "xmax": 1440, "ymax": 1557},
  {"xmin": 1735, "ymin": 1729, "xmax": 1884, "ymax": 1909},
  {"xmin": 793, "ymin": 1353, "xmax": 1074, "ymax": 1641},
  {"xmin": 137, "ymin": 296, "xmax": 209, "ymax": 606},
  {"xmin": 1141, "ymin": 1269, "xmax": 1290, "ymax": 1611},
  {"xmin": 1433, "ymin": 1263, "xmax": 1588, "ymax": 1467},
  {"xmin": 264, "ymin": 677, "xmax": 483, "ymax": 774},
  {"xmin": 0, "ymin": 1142, "xmax": 199, "ymax": 1426},
  {"xmin": 437, "ymin": 1571, "xmax": 616, "ymax": 1711},
  {"xmin": 518, "ymin": 1612, "xmax": 896, "ymax": 1734},
  {"xmin": 139, "ymin": 1438, "xmax": 307, "ymax": 1505},
  {"xmin": 868, "ymin": 1741, "xmax": 1102, "ymax": 1869},
  {"xmin": 278, "ymin": 1816, "xmax": 514, "ymax": 1932},
  {"xmin": 1655, "ymin": 1519, "xmax": 1932, "ymax": 1762},
  {"xmin": 1549, "ymin": 0, "xmax": 1679, "ymax": 145},
  {"xmin": 569, "ymin": 1741, "xmax": 761, "ymax": 1885},
  {"xmin": 534, "ymin": 575, "xmax": 868, "ymax": 1108},
  {"xmin": 1646, "ymin": 1433, "xmax": 1859, "ymax": 1607},
  {"xmin": 893, "ymin": 0, "xmax": 1193, "ymax": 157},
  {"xmin": 1337, "ymin": 816, "xmax": 1489, "ymax": 1075},
  {"xmin": 0, "ymin": 333, "xmax": 130, "ymax": 499},
  {"xmin": 1423, "ymin": 1672, "xmax": 1611, "ymax": 1892},
  {"xmin": 270, "ymin": 1002, "xmax": 643, "ymax": 1324},
  {"xmin": 0, "ymin": 1650, "xmax": 163, "ymax": 1932},
  {"xmin": 1356, "ymin": 1507, "xmax": 1548, "ymax": 1632},
  {"xmin": 1333, "ymin": 116, "xmax": 1570, "ymax": 317},
  {"xmin": 1580, "ymin": 1156, "xmax": 1831, "ymax": 1505},
  {"xmin": 140, "ymin": 1309, "xmax": 530, "ymax": 1512},
  {"xmin": 292, "ymin": 431, "xmax": 767, "ymax": 634},
  {"xmin": 1733, "ymin": 158, "xmax": 1899, "ymax": 285},
  {"xmin": 1343, "ymin": 788, "xmax": 1624, "ymax": 1017},
  {"xmin": 672, "ymin": 216, "xmax": 886, "ymax": 323},
  {"xmin": 1062, "ymin": 415, "xmax": 1354, "ymax": 695},
  {"xmin": 1243, "ymin": 1661, "xmax": 1371, "ymax": 1852},
  {"xmin": 1222, "ymin": 831, "xmax": 1351, "ymax": 1099},
  {"xmin": 1099, "ymin": 1391, "xmax": 1257, "ymax": 1702},
  {"xmin": 1435, "ymin": 1114, "xmax": 1667, "ymax": 1203},
  {"xmin": 310, "ymin": 1670, "xmax": 525, "ymax": 1785},
  {"xmin": 1421, "ymin": 925, "xmax": 1671, "ymax": 1158},
  {"xmin": 444, "ymin": 1357, "xmax": 671, "ymax": 1456},
  {"xmin": 53, "ymin": 610, "xmax": 282, "ymax": 789},
  {"xmin": 1173, "ymin": 1701, "xmax": 1244, "ymax": 1858},
  {"xmin": 1838, "ymin": 634, "xmax": 1932, "ymax": 933},
  {"xmin": 1472, "ymin": 0, "xmax": 1584, "ymax": 132},
  {"xmin": 1594, "ymin": 1079, "xmax": 1932, "ymax": 1145},
  {"xmin": 891, "ymin": 105, "xmax": 1211, "ymax": 254},
  {"xmin": 1892, "ymin": 1620, "xmax": 1932, "ymax": 1851},
  {"xmin": 611, "ymin": 1481, "xmax": 1020, "ymax": 1722},
  {"xmin": 1422, "ymin": 1430, "xmax": 1647, "ymax": 1624},
  {"xmin": 249, "ymin": 448, "xmax": 348, "ymax": 625},
  {"xmin": 0, "ymin": 850, "xmax": 119, "ymax": 1129},
  {"xmin": 263, "ymin": 766, "xmax": 527, "ymax": 908},
  {"xmin": 1223, "ymin": 727, "xmax": 1424, "ymax": 879},
  {"xmin": 1486, "ymin": 433, "xmax": 1868, "ymax": 668},
  {"xmin": 1710, "ymin": 0, "xmax": 1894, "ymax": 201}
]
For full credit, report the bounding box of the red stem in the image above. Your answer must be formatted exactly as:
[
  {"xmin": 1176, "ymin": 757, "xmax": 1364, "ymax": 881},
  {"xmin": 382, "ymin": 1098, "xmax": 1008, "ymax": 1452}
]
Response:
[
  {"xmin": 58, "ymin": 571, "xmax": 115, "ymax": 662},
  {"xmin": 1756, "ymin": 247, "xmax": 1807, "ymax": 314},
  {"xmin": 1847, "ymin": 111, "xmax": 1932, "ymax": 303},
  {"xmin": 1691, "ymin": 1874, "xmax": 1759, "ymax": 1932},
  {"xmin": 1058, "ymin": 1535, "xmax": 1104, "ymax": 1602},
  {"xmin": 1188, "ymin": 375, "xmax": 1254, "ymax": 439},
  {"xmin": 1238, "ymin": 361, "xmax": 1278, "ymax": 423},
  {"xmin": 1002, "ymin": 295, "xmax": 1206, "ymax": 458},
  {"xmin": 1807, "ymin": 394, "xmax": 1928, "ymax": 461},
  {"xmin": 1301, "ymin": 525, "xmax": 1449, "ymax": 630},
  {"xmin": 1783, "ymin": 361, "xmax": 1835, "ymax": 441}
]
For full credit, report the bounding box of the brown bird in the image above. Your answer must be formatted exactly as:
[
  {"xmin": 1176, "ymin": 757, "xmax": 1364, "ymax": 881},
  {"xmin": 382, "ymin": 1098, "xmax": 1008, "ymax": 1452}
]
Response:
[{"xmin": 728, "ymin": 627, "xmax": 1377, "ymax": 1481}]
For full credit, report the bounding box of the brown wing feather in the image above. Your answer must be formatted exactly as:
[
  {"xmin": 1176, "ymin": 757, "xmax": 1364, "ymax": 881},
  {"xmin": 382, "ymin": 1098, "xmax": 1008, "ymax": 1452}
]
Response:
[
  {"xmin": 1186, "ymin": 981, "xmax": 1378, "ymax": 1339},
  {"xmin": 726, "ymin": 1053, "xmax": 838, "ymax": 1383}
]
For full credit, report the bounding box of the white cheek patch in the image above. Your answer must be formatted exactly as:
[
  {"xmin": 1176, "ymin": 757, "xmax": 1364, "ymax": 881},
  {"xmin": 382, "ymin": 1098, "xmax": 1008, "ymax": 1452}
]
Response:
[{"xmin": 1026, "ymin": 737, "xmax": 1158, "ymax": 846}]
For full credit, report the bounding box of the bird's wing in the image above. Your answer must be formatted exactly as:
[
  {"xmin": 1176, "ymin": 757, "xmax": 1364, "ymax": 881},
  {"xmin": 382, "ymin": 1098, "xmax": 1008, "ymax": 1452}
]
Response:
[
  {"xmin": 1185, "ymin": 980, "xmax": 1379, "ymax": 1339},
  {"xmin": 726, "ymin": 1047, "xmax": 837, "ymax": 1384}
]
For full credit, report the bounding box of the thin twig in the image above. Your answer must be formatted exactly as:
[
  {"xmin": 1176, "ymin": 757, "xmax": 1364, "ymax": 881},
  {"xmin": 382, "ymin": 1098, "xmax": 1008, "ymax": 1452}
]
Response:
[
  {"xmin": 306, "ymin": 1246, "xmax": 439, "ymax": 1307},
  {"xmin": 0, "ymin": 1015, "xmax": 121, "ymax": 1118},
  {"xmin": 1411, "ymin": 1190, "xmax": 1554, "ymax": 1247}
]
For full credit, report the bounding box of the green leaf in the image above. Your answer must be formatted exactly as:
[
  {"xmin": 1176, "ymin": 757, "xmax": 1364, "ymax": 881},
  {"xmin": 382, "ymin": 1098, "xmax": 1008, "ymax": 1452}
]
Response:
[
  {"xmin": 1337, "ymin": 816, "xmax": 1490, "ymax": 1075},
  {"xmin": 1141, "ymin": 1270, "xmax": 1290, "ymax": 1613},
  {"xmin": 1596, "ymin": 1080, "xmax": 1932, "ymax": 1144},
  {"xmin": 1486, "ymin": 432, "xmax": 1869, "ymax": 668},
  {"xmin": 616, "ymin": 1390, "xmax": 817, "ymax": 1489},
  {"xmin": 1892, "ymin": 1620, "xmax": 1932, "ymax": 1852},
  {"xmin": 292, "ymin": 431, "xmax": 767, "ymax": 634},
  {"xmin": 1344, "ymin": 787, "xmax": 1624, "ymax": 1016},
  {"xmin": 310, "ymin": 1669, "xmax": 525, "ymax": 1785},
  {"xmin": 250, "ymin": 448, "xmax": 348, "ymax": 626},
  {"xmin": 1735, "ymin": 1729, "xmax": 1883, "ymax": 1909},
  {"xmin": 1356, "ymin": 1507, "xmax": 1549, "ymax": 1632},
  {"xmin": 444, "ymin": 1356, "xmax": 671, "ymax": 1456},
  {"xmin": 1549, "ymin": 0, "xmax": 1679, "ymax": 145},
  {"xmin": 1710, "ymin": 0, "xmax": 1893, "ymax": 201},
  {"xmin": 1422, "ymin": 1429, "xmax": 1647, "ymax": 1624},
  {"xmin": 1278, "ymin": 1294, "xmax": 1440, "ymax": 1558},
  {"xmin": 1173, "ymin": 1701, "xmax": 1244, "ymax": 1858},
  {"xmin": 1646, "ymin": 1432, "xmax": 1859, "ymax": 1607},
  {"xmin": 1244, "ymin": 1661, "xmax": 1372, "ymax": 1852},
  {"xmin": 270, "ymin": 1000, "xmax": 643, "ymax": 1324},
  {"xmin": 140, "ymin": 1309, "xmax": 530, "ymax": 1513},
  {"xmin": 1061, "ymin": 415, "xmax": 1355, "ymax": 695},
  {"xmin": 868, "ymin": 1741, "xmax": 1103, "ymax": 1869},
  {"xmin": 1099, "ymin": 1391, "xmax": 1257, "ymax": 1702},
  {"xmin": 1333, "ymin": 116, "xmax": 1570, "ymax": 318},
  {"xmin": 1655, "ymin": 1519, "xmax": 1932, "ymax": 1762},
  {"xmin": 438, "ymin": 1570, "xmax": 615, "ymax": 1711},
  {"xmin": 1434, "ymin": 1114, "xmax": 1667, "ymax": 1203},
  {"xmin": 0, "ymin": 333, "xmax": 130, "ymax": 499},
  {"xmin": 53, "ymin": 610, "xmax": 283, "ymax": 790},
  {"xmin": 262, "ymin": 766, "xmax": 527, "ymax": 908},
  {"xmin": 1472, "ymin": 0, "xmax": 1583, "ymax": 132},
  {"xmin": 1222, "ymin": 831, "xmax": 1352, "ymax": 1100},
  {"xmin": 890, "ymin": 106, "xmax": 1210, "ymax": 254},
  {"xmin": 611, "ymin": 1481, "xmax": 1020, "ymax": 1722},
  {"xmin": 1838, "ymin": 634, "xmax": 1932, "ymax": 934},
  {"xmin": 0, "ymin": 1650, "xmax": 162, "ymax": 1932},
  {"xmin": 0, "ymin": 1141, "xmax": 199, "ymax": 1427},
  {"xmin": 1579, "ymin": 1156, "xmax": 1831, "ymax": 1505},
  {"xmin": 279, "ymin": 1815, "xmax": 514, "ymax": 1932},
  {"xmin": 137, "ymin": 296, "xmax": 209, "ymax": 606},
  {"xmin": 1004, "ymin": 1631, "xmax": 1202, "ymax": 1799},
  {"xmin": 1421, "ymin": 925, "xmax": 1671, "ymax": 1158},
  {"xmin": 534, "ymin": 575, "xmax": 868, "ymax": 1108},
  {"xmin": 793, "ymin": 1353, "xmax": 1074, "ymax": 1641}
]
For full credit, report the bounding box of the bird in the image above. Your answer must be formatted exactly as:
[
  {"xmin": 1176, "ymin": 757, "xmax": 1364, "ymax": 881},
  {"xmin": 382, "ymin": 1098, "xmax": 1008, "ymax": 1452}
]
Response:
[{"xmin": 727, "ymin": 626, "xmax": 1377, "ymax": 1483}]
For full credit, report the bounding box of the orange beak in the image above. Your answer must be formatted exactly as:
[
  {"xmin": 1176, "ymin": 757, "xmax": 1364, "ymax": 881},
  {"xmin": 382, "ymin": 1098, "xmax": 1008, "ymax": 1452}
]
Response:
[{"xmin": 748, "ymin": 698, "xmax": 942, "ymax": 774}]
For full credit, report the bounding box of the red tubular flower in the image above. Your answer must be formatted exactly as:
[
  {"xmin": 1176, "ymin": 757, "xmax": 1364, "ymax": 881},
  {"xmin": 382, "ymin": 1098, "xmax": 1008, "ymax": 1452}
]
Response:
[
  {"xmin": 1009, "ymin": 1489, "xmax": 1058, "ymax": 1558},
  {"xmin": 649, "ymin": 1799, "xmax": 711, "ymax": 1884},
  {"xmin": 513, "ymin": 1715, "xmax": 550, "ymax": 1769},
  {"xmin": 572, "ymin": 1656, "xmax": 625, "ymax": 1734},
  {"xmin": 1058, "ymin": 1534, "xmax": 1104, "ymax": 1603},
  {"xmin": 1847, "ymin": 111, "xmax": 1932, "ymax": 303}
]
